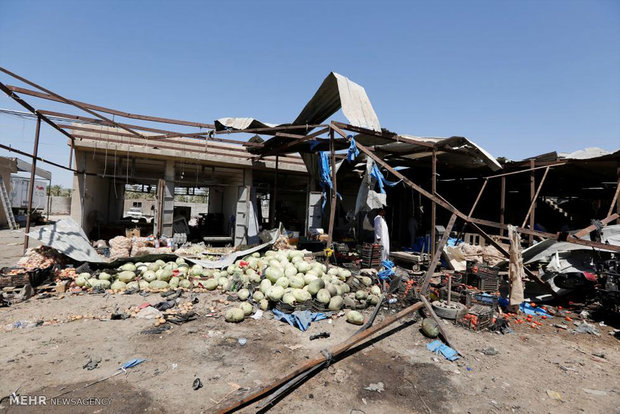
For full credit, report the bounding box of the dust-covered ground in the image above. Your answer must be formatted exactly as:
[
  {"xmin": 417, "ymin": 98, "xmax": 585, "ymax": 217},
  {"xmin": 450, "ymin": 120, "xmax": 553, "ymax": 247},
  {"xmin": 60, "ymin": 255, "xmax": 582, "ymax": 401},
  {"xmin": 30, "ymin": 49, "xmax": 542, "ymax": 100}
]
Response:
[{"xmin": 0, "ymin": 290, "xmax": 618, "ymax": 414}]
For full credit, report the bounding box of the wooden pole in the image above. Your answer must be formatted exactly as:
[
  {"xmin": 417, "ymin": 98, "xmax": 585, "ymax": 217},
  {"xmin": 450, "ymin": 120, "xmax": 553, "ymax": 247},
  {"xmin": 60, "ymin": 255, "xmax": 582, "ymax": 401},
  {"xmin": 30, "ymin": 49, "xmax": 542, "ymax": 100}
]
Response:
[
  {"xmin": 521, "ymin": 166, "xmax": 550, "ymax": 229},
  {"xmin": 431, "ymin": 148, "xmax": 437, "ymax": 257},
  {"xmin": 327, "ymin": 128, "xmax": 337, "ymax": 246},
  {"xmin": 528, "ymin": 159, "xmax": 535, "ymax": 245},
  {"xmin": 468, "ymin": 179, "xmax": 488, "ymax": 217},
  {"xmin": 420, "ymin": 213, "xmax": 457, "ymax": 294},
  {"xmin": 272, "ymin": 155, "xmax": 279, "ymax": 225},
  {"xmin": 500, "ymin": 176, "xmax": 506, "ymax": 237},
  {"xmin": 23, "ymin": 116, "xmax": 42, "ymax": 254}
]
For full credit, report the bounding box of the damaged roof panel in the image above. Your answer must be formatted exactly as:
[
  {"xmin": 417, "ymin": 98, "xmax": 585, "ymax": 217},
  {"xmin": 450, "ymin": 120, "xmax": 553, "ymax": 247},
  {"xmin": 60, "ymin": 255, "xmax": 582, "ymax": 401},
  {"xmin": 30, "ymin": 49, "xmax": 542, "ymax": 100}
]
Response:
[{"xmin": 215, "ymin": 72, "xmax": 381, "ymax": 133}]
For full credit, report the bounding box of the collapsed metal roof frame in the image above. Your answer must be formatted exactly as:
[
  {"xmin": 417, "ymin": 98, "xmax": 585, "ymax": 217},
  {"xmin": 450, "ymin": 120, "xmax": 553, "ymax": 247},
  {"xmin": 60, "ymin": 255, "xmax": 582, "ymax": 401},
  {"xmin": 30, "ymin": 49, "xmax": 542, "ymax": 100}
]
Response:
[{"xmin": 1, "ymin": 66, "xmax": 618, "ymax": 288}]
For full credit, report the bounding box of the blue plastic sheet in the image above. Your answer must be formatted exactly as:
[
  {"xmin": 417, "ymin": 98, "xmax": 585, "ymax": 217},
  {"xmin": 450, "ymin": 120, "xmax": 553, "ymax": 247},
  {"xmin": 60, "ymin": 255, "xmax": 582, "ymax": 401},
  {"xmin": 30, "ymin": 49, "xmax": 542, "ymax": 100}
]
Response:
[
  {"xmin": 347, "ymin": 135, "xmax": 359, "ymax": 162},
  {"xmin": 318, "ymin": 152, "xmax": 341, "ymax": 210},
  {"xmin": 120, "ymin": 358, "xmax": 146, "ymax": 370},
  {"xmin": 519, "ymin": 302, "xmax": 550, "ymax": 316},
  {"xmin": 369, "ymin": 161, "xmax": 401, "ymax": 194},
  {"xmin": 378, "ymin": 260, "xmax": 395, "ymax": 280},
  {"xmin": 427, "ymin": 340, "xmax": 460, "ymax": 361},
  {"xmin": 272, "ymin": 309, "xmax": 329, "ymax": 332}
]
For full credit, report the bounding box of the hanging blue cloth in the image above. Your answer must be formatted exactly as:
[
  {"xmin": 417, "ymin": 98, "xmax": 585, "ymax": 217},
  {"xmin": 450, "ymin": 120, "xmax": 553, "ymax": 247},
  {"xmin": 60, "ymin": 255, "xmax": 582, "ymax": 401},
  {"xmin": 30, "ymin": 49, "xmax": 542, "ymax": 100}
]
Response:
[
  {"xmin": 370, "ymin": 162, "xmax": 401, "ymax": 194},
  {"xmin": 347, "ymin": 135, "xmax": 359, "ymax": 163},
  {"xmin": 318, "ymin": 152, "xmax": 341, "ymax": 210}
]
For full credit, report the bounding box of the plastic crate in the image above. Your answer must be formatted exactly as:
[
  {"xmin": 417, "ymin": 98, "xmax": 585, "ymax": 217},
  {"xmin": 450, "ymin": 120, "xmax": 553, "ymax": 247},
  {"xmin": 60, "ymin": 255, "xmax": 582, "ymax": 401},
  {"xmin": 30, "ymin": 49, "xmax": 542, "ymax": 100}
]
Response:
[{"xmin": 464, "ymin": 261, "xmax": 499, "ymax": 292}]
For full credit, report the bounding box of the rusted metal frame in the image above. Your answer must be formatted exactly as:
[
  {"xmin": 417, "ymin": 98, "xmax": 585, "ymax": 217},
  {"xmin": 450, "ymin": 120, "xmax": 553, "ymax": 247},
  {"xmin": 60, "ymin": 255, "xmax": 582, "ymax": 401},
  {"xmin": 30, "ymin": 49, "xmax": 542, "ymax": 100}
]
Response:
[
  {"xmin": 272, "ymin": 155, "xmax": 279, "ymax": 225},
  {"xmin": 420, "ymin": 213, "xmax": 458, "ymax": 294},
  {"xmin": 326, "ymin": 128, "xmax": 337, "ymax": 246},
  {"xmin": 456, "ymin": 178, "xmax": 489, "ymax": 242},
  {"xmin": 527, "ymin": 160, "xmax": 536, "ymax": 245},
  {"xmin": 468, "ymin": 179, "xmax": 489, "ymax": 218},
  {"xmin": 435, "ymin": 192, "xmax": 558, "ymax": 295},
  {"xmin": 214, "ymin": 301, "xmax": 425, "ymax": 413},
  {"xmin": 355, "ymin": 141, "xmax": 558, "ymax": 296},
  {"xmin": 573, "ymin": 213, "xmax": 620, "ymax": 239},
  {"xmin": 521, "ymin": 166, "xmax": 550, "ymax": 228},
  {"xmin": 0, "ymin": 142, "xmax": 81, "ymax": 174},
  {"xmin": 484, "ymin": 162, "xmax": 565, "ymax": 179},
  {"xmin": 5, "ymin": 83, "xmax": 214, "ymax": 129},
  {"xmin": 23, "ymin": 116, "xmax": 41, "ymax": 253},
  {"xmin": 431, "ymin": 148, "xmax": 437, "ymax": 257},
  {"xmin": 0, "ymin": 82, "xmax": 76, "ymax": 143},
  {"xmin": 58, "ymin": 123, "xmax": 263, "ymax": 147},
  {"xmin": 40, "ymin": 109, "xmax": 200, "ymax": 135},
  {"xmin": 215, "ymin": 123, "xmax": 327, "ymax": 136},
  {"xmin": 71, "ymin": 134, "xmax": 305, "ymax": 165},
  {"xmin": 257, "ymin": 127, "xmax": 330, "ymax": 159},
  {"xmin": 332, "ymin": 121, "xmax": 435, "ymax": 148},
  {"xmin": 0, "ymin": 74, "xmax": 145, "ymax": 139},
  {"xmin": 467, "ymin": 215, "xmax": 620, "ymax": 252},
  {"xmin": 352, "ymin": 134, "xmax": 620, "ymax": 254}
]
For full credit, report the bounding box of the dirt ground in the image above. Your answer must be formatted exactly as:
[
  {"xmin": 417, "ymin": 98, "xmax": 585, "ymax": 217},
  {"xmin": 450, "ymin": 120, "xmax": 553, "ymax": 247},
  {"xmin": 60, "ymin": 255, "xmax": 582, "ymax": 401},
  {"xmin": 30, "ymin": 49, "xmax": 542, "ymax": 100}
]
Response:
[{"xmin": 1, "ymin": 288, "xmax": 619, "ymax": 414}]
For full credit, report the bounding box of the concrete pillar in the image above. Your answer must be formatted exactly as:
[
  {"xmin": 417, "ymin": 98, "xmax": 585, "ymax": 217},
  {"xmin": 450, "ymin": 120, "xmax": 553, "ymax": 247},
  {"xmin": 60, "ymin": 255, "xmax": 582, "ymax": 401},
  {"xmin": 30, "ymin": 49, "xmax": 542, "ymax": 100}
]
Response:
[
  {"xmin": 70, "ymin": 151, "xmax": 111, "ymax": 237},
  {"xmin": 161, "ymin": 160, "xmax": 175, "ymax": 237}
]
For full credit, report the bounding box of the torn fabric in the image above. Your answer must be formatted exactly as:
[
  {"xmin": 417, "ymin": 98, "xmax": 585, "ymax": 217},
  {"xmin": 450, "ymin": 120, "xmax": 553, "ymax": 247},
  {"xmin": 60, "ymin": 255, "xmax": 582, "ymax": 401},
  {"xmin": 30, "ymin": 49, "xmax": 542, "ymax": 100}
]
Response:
[{"xmin": 508, "ymin": 225, "xmax": 525, "ymax": 306}]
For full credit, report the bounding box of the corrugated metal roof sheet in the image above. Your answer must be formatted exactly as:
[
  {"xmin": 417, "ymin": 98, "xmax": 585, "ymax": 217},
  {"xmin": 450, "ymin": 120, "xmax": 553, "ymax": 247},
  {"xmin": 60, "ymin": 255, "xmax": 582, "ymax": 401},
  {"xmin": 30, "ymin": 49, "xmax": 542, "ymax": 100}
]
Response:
[{"xmin": 214, "ymin": 72, "xmax": 381, "ymax": 133}]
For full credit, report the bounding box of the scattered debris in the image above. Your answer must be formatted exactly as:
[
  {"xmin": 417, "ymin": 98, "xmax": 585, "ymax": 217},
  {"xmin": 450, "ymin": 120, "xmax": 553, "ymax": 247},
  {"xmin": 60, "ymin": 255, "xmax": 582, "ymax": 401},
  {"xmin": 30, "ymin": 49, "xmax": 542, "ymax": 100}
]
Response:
[
  {"xmin": 135, "ymin": 306, "xmax": 163, "ymax": 320},
  {"xmin": 364, "ymin": 381, "xmax": 385, "ymax": 393},
  {"xmin": 82, "ymin": 356, "xmax": 102, "ymax": 370},
  {"xmin": 477, "ymin": 347, "xmax": 499, "ymax": 356},
  {"xmin": 583, "ymin": 388, "xmax": 607, "ymax": 396},
  {"xmin": 193, "ymin": 378, "xmax": 203, "ymax": 391},
  {"xmin": 309, "ymin": 332, "xmax": 331, "ymax": 340},
  {"xmin": 574, "ymin": 321, "xmax": 601, "ymax": 336},
  {"xmin": 546, "ymin": 390, "xmax": 563, "ymax": 401}
]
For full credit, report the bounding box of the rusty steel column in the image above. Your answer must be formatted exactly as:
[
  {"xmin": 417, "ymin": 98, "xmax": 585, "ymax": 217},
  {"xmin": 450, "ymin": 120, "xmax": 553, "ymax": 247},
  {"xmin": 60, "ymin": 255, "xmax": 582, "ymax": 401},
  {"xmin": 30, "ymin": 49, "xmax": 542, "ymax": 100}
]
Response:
[
  {"xmin": 528, "ymin": 159, "xmax": 535, "ymax": 245},
  {"xmin": 430, "ymin": 148, "xmax": 437, "ymax": 256},
  {"xmin": 272, "ymin": 155, "xmax": 279, "ymax": 226},
  {"xmin": 23, "ymin": 115, "xmax": 42, "ymax": 254},
  {"xmin": 327, "ymin": 128, "xmax": 337, "ymax": 246}
]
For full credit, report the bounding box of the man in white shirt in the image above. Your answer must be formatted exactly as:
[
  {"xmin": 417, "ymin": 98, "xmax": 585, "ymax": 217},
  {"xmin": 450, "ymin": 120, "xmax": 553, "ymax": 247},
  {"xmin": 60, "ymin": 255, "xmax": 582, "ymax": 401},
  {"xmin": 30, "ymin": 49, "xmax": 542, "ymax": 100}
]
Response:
[{"xmin": 373, "ymin": 208, "xmax": 390, "ymax": 262}]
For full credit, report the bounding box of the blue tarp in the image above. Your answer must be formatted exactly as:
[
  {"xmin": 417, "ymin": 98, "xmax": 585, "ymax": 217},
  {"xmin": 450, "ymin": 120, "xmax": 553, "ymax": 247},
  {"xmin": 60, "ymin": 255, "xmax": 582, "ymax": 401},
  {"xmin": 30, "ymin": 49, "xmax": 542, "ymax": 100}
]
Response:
[
  {"xmin": 347, "ymin": 136, "xmax": 359, "ymax": 162},
  {"xmin": 427, "ymin": 340, "xmax": 460, "ymax": 361},
  {"xmin": 318, "ymin": 152, "xmax": 341, "ymax": 210},
  {"xmin": 272, "ymin": 309, "xmax": 329, "ymax": 332},
  {"xmin": 378, "ymin": 260, "xmax": 395, "ymax": 280},
  {"xmin": 369, "ymin": 161, "xmax": 401, "ymax": 194}
]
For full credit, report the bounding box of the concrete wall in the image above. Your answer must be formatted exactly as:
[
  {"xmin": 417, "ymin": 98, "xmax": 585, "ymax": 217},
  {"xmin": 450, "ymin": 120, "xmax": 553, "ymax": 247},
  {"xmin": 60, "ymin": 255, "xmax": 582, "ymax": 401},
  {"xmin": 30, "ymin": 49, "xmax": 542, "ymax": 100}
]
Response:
[{"xmin": 45, "ymin": 196, "xmax": 71, "ymax": 215}]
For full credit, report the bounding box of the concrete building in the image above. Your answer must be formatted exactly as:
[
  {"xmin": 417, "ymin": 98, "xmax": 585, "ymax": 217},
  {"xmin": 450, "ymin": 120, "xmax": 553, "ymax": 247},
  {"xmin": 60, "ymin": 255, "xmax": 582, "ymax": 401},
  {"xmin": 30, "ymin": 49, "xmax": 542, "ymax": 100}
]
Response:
[{"xmin": 68, "ymin": 125, "xmax": 309, "ymax": 245}]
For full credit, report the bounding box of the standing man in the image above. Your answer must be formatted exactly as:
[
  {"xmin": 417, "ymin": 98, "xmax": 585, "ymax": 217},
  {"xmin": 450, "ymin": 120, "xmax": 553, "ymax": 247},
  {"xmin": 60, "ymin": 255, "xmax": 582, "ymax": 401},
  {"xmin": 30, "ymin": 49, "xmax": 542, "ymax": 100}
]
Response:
[{"xmin": 374, "ymin": 208, "xmax": 390, "ymax": 262}]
